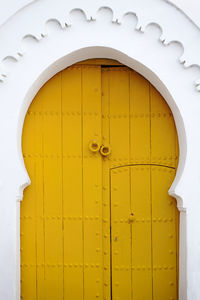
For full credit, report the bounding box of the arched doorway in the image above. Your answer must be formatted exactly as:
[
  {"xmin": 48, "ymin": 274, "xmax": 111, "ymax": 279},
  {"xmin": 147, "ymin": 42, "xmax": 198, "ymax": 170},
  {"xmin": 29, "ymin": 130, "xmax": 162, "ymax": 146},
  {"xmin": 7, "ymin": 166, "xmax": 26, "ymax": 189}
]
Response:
[{"xmin": 21, "ymin": 59, "xmax": 179, "ymax": 300}]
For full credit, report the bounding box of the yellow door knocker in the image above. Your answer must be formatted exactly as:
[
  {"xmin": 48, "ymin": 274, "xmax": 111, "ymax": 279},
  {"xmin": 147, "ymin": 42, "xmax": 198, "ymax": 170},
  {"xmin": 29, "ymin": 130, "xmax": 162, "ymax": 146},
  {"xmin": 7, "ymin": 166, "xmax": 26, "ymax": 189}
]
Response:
[
  {"xmin": 89, "ymin": 140, "xmax": 111, "ymax": 157},
  {"xmin": 100, "ymin": 144, "xmax": 111, "ymax": 157},
  {"xmin": 89, "ymin": 140, "xmax": 100, "ymax": 153}
]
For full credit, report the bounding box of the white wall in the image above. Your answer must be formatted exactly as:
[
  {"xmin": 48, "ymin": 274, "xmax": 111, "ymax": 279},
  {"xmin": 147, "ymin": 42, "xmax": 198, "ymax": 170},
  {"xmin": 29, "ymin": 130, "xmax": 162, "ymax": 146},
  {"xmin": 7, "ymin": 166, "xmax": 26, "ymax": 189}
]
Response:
[
  {"xmin": 0, "ymin": 0, "xmax": 200, "ymax": 28},
  {"xmin": 169, "ymin": 0, "xmax": 200, "ymax": 28}
]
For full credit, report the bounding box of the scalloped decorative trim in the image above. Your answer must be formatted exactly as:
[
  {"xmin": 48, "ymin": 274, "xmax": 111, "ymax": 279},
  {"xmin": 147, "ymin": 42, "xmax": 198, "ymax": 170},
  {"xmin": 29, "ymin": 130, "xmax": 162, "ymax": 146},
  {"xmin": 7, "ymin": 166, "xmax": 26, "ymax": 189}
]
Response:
[{"xmin": 0, "ymin": 6, "xmax": 200, "ymax": 92}]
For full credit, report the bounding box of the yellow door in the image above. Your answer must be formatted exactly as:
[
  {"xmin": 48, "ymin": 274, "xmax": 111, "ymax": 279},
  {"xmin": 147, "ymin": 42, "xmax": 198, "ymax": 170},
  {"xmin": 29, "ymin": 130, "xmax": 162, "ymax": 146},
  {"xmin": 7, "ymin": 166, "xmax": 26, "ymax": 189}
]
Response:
[{"xmin": 21, "ymin": 59, "xmax": 179, "ymax": 300}]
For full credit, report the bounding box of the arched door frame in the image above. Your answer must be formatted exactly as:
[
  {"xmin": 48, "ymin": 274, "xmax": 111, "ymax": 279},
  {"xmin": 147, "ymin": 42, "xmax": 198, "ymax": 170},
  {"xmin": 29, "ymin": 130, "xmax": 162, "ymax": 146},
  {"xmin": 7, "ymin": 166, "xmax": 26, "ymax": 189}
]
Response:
[{"xmin": 1, "ymin": 1, "xmax": 200, "ymax": 300}]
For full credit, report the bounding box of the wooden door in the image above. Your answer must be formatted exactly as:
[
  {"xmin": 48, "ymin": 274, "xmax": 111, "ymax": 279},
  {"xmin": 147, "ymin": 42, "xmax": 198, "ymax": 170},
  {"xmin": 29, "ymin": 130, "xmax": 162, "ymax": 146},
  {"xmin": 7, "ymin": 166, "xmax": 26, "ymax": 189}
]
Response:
[
  {"xmin": 111, "ymin": 165, "xmax": 178, "ymax": 300},
  {"xmin": 21, "ymin": 59, "xmax": 179, "ymax": 300}
]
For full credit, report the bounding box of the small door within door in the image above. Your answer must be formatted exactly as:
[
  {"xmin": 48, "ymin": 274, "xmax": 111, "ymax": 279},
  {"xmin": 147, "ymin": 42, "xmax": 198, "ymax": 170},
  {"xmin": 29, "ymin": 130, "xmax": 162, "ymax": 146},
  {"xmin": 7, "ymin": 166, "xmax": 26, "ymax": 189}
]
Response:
[{"xmin": 111, "ymin": 165, "xmax": 178, "ymax": 300}]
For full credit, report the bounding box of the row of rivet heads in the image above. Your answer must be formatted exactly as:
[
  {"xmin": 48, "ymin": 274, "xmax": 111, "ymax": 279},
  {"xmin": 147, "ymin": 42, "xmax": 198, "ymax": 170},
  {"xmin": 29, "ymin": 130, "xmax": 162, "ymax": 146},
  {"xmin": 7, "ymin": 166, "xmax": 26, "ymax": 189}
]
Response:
[
  {"xmin": 23, "ymin": 154, "xmax": 177, "ymax": 160},
  {"xmin": 22, "ymin": 156, "xmax": 177, "ymax": 167},
  {"xmin": 20, "ymin": 216, "xmax": 174, "ymax": 222},
  {"xmin": 21, "ymin": 264, "xmax": 175, "ymax": 271},
  {"xmin": 27, "ymin": 111, "xmax": 173, "ymax": 118},
  {"xmin": 21, "ymin": 296, "xmax": 101, "ymax": 300},
  {"xmin": 27, "ymin": 111, "xmax": 102, "ymax": 117},
  {"xmin": 111, "ymin": 157, "xmax": 177, "ymax": 161},
  {"xmin": 22, "ymin": 154, "xmax": 177, "ymax": 168},
  {"xmin": 112, "ymin": 218, "xmax": 174, "ymax": 223},
  {"xmin": 112, "ymin": 196, "xmax": 174, "ymax": 204},
  {"xmin": 102, "ymin": 168, "xmax": 111, "ymax": 298},
  {"xmin": 112, "ymin": 167, "xmax": 175, "ymax": 174},
  {"xmin": 20, "ymin": 246, "xmax": 102, "ymax": 251},
  {"xmin": 112, "ymin": 249, "xmax": 174, "ymax": 255},
  {"xmin": 113, "ymin": 199, "xmax": 174, "ymax": 207},
  {"xmin": 21, "ymin": 294, "xmax": 104, "ymax": 300},
  {"xmin": 22, "ymin": 155, "xmax": 177, "ymax": 167},
  {"xmin": 113, "ymin": 266, "xmax": 175, "ymax": 271},
  {"xmin": 27, "ymin": 111, "xmax": 98, "ymax": 116},
  {"xmin": 21, "ymin": 263, "xmax": 101, "ymax": 268},
  {"xmin": 23, "ymin": 154, "xmax": 100, "ymax": 158},
  {"xmin": 20, "ymin": 216, "xmax": 101, "ymax": 220}
]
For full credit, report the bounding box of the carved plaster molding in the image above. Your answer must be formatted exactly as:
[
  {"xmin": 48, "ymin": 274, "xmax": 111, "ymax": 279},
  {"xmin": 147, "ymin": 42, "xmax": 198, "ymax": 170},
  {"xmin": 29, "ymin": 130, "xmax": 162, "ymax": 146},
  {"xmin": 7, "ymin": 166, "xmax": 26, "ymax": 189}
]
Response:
[{"xmin": 0, "ymin": 1, "xmax": 200, "ymax": 91}]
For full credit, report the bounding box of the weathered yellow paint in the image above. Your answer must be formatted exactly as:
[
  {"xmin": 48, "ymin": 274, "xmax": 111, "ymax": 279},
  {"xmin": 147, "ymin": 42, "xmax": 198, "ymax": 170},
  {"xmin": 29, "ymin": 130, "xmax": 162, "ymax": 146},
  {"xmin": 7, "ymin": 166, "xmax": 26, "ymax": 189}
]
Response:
[{"xmin": 21, "ymin": 60, "xmax": 179, "ymax": 300}]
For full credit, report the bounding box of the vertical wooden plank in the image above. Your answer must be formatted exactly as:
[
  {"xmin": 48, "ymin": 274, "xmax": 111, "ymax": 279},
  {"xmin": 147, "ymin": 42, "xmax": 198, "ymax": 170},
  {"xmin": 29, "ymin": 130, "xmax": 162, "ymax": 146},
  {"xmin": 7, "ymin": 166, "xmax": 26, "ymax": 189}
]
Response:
[
  {"xmin": 109, "ymin": 68, "xmax": 130, "ymax": 168},
  {"xmin": 22, "ymin": 79, "xmax": 49, "ymax": 300},
  {"xmin": 61, "ymin": 65, "xmax": 84, "ymax": 300},
  {"xmin": 129, "ymin": 71, "xmax": 152, "ymax": 299},
  {"xmin": 150, "ymin": 86, "xmax": 177, "ymax": 168},
  {"xmin": 175, "ymin": 125, "xmax": 180, "ymax": 297},
  {"xmin": 82, "ymin": 65, "xmax": 103, "ymax": 300},
  {"xmin": 131, "ymin": 166, "xmax": 152, "ymax": 300},
  {"xmin": 151, "ymin": 167, "xmax": 178, "ymax": 300},
  {"xmin": 111, "ymin": 167, "xmax": 132, "ymax": 300},
  {"xmin": 101, "ymin": 68, "xmax": 111, "ymax": 300},
  {"xmin": 41, "ymin": 74, "xmax": 63, "ymax": 300},
  {"xmin": 109, "ymin": 67, "xmax": 132, "ymax": 300},
  {"xmin": 129, "ymin": 71, "xmax": 150, "ymax": 164},
  {"xmin": 34, "ymin": 92, "xmax": 45, "ymax": 300},
  {"xmin": 21, "ymin": 161, "xmax": 37, "ymax": 300},
  {"xmin": 35, "ymin": 160, "xmax": 45, "ymax": 300},
  {"xmin": 150, "ymin": 84, "xmax": 179, "ymax": 300}
]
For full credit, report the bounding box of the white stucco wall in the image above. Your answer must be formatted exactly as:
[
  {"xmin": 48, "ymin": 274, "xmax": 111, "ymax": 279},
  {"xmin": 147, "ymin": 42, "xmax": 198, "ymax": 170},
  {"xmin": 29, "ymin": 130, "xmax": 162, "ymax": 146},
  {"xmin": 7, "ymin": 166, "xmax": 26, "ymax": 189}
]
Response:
[
  {"xmin": 1, "ymin": 0, "xmax": 200, "ymax": 28},
  {"xmin": 168, "ymin": 0, "xmax": 200, "ymax": 28}
]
